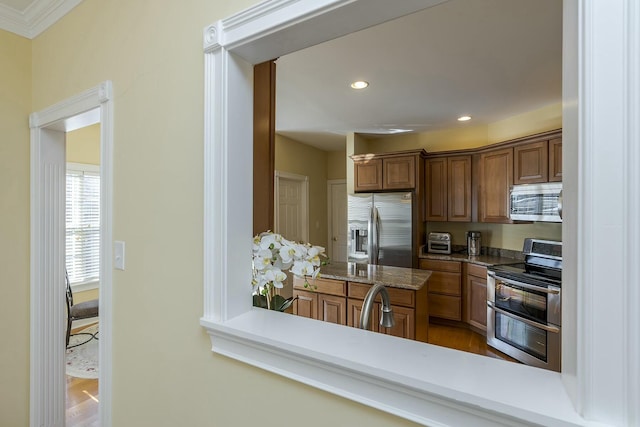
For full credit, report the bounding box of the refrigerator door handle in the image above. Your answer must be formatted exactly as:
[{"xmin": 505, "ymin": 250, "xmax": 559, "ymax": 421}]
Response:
[
  {"xmin": 374, "ymin": 207, "xmax": 381, "ymax": 264},
  {"xmin": 367, "ymin": 206, "xmax": 374, "ymax": 264}
]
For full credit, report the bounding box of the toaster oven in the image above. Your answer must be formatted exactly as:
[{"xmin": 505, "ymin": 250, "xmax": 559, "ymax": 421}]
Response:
[{"xmin": 427, "ymin": 232, "xmax": 452, "ymax": 254}]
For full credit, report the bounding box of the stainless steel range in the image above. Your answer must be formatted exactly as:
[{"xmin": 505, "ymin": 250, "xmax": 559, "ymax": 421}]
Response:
[{"xmin": 487, "ymin": 238, "xmax": 562, "ymax": 372}]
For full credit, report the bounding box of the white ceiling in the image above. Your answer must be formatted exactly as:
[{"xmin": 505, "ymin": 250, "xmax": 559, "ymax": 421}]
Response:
[
  {"xmin": 0, "ymin": 0, "xmax": 82, "ymax": 38},
  {"xmin": 275, "ymin": 0, "xmax": 563, "ymax": 151}
]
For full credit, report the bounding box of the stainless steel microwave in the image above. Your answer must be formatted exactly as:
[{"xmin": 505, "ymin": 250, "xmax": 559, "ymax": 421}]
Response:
[{"xmin": 510, "ymin": 183, "xmax": 563, "ymax": 222}]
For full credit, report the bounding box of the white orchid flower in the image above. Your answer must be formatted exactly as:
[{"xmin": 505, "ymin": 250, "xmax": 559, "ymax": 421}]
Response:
[{"xmin": 254, "ymin": 249, "xmax": 274, "ymax": 271}]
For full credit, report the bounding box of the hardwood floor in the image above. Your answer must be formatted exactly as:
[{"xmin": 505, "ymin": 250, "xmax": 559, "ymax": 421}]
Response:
[
  {"xmin": 67, "ymin": 324, "xmax": 99, "ymax": 427},
  {"xmin": 428, "ymin": 321, "xmax": 519, "ymax": 363},
  {"xmin": 66, "ymin": 376, "xmax": 99, "ymax": 427}
]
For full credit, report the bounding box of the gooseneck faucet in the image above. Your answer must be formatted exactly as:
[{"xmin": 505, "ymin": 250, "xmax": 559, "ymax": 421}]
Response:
[{"xmin": 359, "ymin": 283, "xmax": 395, "ymax": 330}]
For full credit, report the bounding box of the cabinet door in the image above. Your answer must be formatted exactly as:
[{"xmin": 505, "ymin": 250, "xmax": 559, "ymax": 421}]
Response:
[
  {"xmin": 427, "ymin": 271, "xmax": 461, "ymax": 296},
  {"xmin": 447, "ymin": 155, "xmax": 472, "ymax": 222},
  {"xmin": 514, "ymin": 141, "xmax": 548, "ymax": 184},
  {"xmin": 293, "ymin": 289, "xmax": 317, "ymax": 319},
  {"xmin": 425, "ymin": 158, "xmax": 447, "ymax": 221},
  {"xmin": 354, "ymin": 159, "xmax": 383, "ymax": 192},
  {"xmin": 467, "ymin": 275, "xmax": 487, "ymax": 331},
  {"xmin": 378, "ymin": 305, "xmax": 415, "ymax": 340},
  {"xmin": 548, "ymin": 138, "xmax": 562, "ymax": 182},
  {"xmin": 318, "ymin": 293, "xmax": 347, "ymax": 325},
  {"xmin": 347, "ymin": 298, "xmax": 377, "ymax": 331},
  {"xmin": 383, "ymin": 156, "xmax": 415, "ymax": 190},
  {"xmin": 479, "ymin": 148, "xmax": 513, "ymax": 223},
  {"xmin": 428, "ymin": 294, "xmax": 461, "ymax": 321}
]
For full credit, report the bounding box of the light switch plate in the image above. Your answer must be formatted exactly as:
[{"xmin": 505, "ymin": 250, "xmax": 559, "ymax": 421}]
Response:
[{"xmin": 114, "ymin": 241, "xmax": 125, "ymax": 270}]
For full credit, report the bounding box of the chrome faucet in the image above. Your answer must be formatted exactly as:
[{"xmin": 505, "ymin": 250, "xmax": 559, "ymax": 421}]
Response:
[{"xmin": 359, "ymin": 283, "xmax": 395, "ymax": 330}]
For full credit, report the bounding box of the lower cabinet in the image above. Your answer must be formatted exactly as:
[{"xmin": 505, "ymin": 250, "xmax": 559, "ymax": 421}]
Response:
[
  {"xmin": 293, "ymin": 276, "xmax": 346, "ymax": 325},
  {"xmin": 419, "ymin": 259, "xmax": 462, "ymax": 321},
  {"xmin": 293, "ymin": 276, "xmax": 428, "ymax": 342},
  {"xmin": 465, "ymin": 263, "xmax": 488, "ymax": 332}
]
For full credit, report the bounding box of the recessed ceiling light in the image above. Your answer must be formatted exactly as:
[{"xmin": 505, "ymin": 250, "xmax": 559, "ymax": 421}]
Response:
[
  {"xmin": 457, "ymin": 115, "xmax": 472, "ymax": 122},
  {"xmin": 350, "ymin": 81, "xmax": 369, "ymax": 89}
]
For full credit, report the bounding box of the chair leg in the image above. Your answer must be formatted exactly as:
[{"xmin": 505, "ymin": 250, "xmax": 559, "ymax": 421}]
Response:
[{"xmin": 66, "ymin": 317, "xmax": 72, "ymax": 347}]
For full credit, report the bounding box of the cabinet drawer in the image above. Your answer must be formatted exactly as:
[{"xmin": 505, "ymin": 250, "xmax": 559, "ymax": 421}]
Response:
[
  {"xmin": 348, "ymin": 282, "xmax": 415, "ymax": 308},
  {"xmin": 467, "ymin": 263, "xmax": 487, "ymax": 278},
  {"xmin": 419, "ymin": 259, "xmax": 461, "ymax": 273},
  {"xmin": 293, "ymin": 276, "xmax": 346, "ymax": 296},
  {"xmin": 429, "ymin": 294, "xmax": 461, "ymax": 321},
  {"xmin": 427, "ymin": 271, "xmax": 461, "ymax": 296}
]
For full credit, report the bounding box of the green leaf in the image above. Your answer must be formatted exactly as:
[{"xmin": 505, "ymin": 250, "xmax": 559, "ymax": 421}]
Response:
[
  {"xmin": 253, "ymin": 294, "xmax": 268, "ymax": 309},
  {"xmin": 271, "ymin": 295, "xmax": 294, "ymax": 312}
]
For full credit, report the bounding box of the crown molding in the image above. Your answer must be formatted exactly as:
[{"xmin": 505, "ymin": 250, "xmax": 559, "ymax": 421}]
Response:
[{"xmin": 0, "ymin": 0, "xmax": 83, "ymax": 39}]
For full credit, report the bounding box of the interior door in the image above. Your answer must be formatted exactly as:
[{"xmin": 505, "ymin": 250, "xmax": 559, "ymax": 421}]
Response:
[
  {"xmin": 329, "ymin": 181, "xmax": 347, "ymax": 262},
  {"xmin": 275, "ymin": 173, "xmax": 308, "ymax": 242}
]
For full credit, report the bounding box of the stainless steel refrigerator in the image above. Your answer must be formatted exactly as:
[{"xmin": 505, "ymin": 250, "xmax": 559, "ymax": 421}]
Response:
[{"xmin": 347, "ymin": 192, "xmax": 413, "ymax": 267}]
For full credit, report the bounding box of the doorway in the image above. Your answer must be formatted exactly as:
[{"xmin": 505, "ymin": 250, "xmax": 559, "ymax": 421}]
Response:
[
  {"xmin": 327, "ymin": 179, "xmax": 347, "ymax": 262},
  {"xmin": 274, "ymin": 171, "xmax": 309, "ymax": 242},
  {"xmin": 30, "ymin": 82, "xmax": 113, "ymax": 427}
]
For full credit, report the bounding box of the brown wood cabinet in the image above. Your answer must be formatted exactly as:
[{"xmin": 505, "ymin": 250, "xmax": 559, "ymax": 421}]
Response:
[
  {"xmin": 354, "ymin": 158, "xmax": 383, "ymax": 192},
  {"xmin": 425, "ymin": 158, "xmax": 448, "ymax": 221},
  {"xmin": 464, "ymin": 263, "xmax": 488, "ymax": 332},
  {"xmin": 514, "ymin": 141, "xmax": 548, "ymax": 184},
  {"xmin": 478, "ymin": 147, "xmax": 513, "ymax": 223},
  {"xmin": 425, "ymin": 156, "xmax": 471, "ymax": 222},
  {"xmin": 383, "ymin": 156, "xmax": 416, "ymax": 190},
  {"xmin": 352, "ymin": 150, "xmax": 425, "ymax": 192},
  {"xmin": 549, "ymin": 137, "xmax": 562, "ymax": 182},
  {"xmin": 293, "ymin": 276, "xmax": 428, "ymax": 342},
  {"xmin": 293, "ymin": 276, "xmax": 346, "ymax": 325},
  {"xmin": 419, "ymin": 259, "xmax": 462, "ymax": 321},
  {"xmin": 447, "ymin": 156, "xmax": 472, "ymax": 221}
]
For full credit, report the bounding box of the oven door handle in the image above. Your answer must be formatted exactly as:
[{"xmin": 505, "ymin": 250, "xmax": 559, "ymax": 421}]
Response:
[
  {"xmin": 487, "ymin": 272, "xmax": 560, "ymax": 295},
  {"xmin": 487, "ymin": 301, "xmax": 561, "ymax": 333}
]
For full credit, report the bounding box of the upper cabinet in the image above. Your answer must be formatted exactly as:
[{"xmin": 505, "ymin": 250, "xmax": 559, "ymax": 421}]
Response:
[
  {"xmin": 352, "ymin": 150, "xmax": 426, "ymax": 192},
  {"xmin": 353, "ymin": 158, "xmax": 383, "ymax": 192},
  {"xmin": 514, "ymin": 140, "xmax": 548, "ymax": 184},
  {"xmin": 425, "ymin": 155, "xmax": 471, "ymax": 222},
  {"xmin": 425, "ymin": 158, "xmax": 447, "ymax": 221},
  {"xmin": 383, "ymin": 156, "xmax": 416, "ymax": 190},
  {"xmin": 478, "ymin": 147, "xmax": 513, "ymax": 223},
  {"xmin": 548, "ymin": 137, "xmax": 563, "ymax": 182}
]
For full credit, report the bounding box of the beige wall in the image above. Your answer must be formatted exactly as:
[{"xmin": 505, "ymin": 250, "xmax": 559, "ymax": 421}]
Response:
[
  {"xmin": 67, "ymin": 123, "xmax": 100, "ymax": 164},
  {"xmin": 427, "ymin": 221, "xmax": 562, "ymax": 252},
  {"xmin": 275, "ymin": 134, "xmax": 328, "ymax": 248},
  {"xmin": 327, "ymin": 149, "xmax": 347, "ymax": 180},
  {"xmin": 365, "ymin": 102, "xmax": 562, "ymax": 154},
  {"xmin": 24, "ymin": 1, "xmax": 419, "ymax": 426},
  {"xmin": 0, "ymin": 28, "xmax": 31, "ymax": 427}
]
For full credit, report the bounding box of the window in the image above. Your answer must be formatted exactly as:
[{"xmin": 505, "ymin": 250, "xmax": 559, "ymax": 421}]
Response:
[{"xmin": 66, "ymin": 163, "xmax": 100, "ymax": 286}]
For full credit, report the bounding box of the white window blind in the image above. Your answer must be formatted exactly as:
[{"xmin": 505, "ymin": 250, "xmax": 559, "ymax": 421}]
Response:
[{"xmin": 66, "ymin": 164, "xmax": 100, "ymax": 285}]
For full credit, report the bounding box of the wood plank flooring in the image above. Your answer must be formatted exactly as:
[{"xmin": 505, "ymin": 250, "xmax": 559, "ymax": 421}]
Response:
[
  {"xmin": 67, "ymin": 324, "xmax": 99, "ymax": 427},
  {"xmin": 66, "ymin": 376, "xmax": 98, "ymax": 427},
  {"xmin": 428, "ymin": 322, "xmax": 519, "ymax": 363}
]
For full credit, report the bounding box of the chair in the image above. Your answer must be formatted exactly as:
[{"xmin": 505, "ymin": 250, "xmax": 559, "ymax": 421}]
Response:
[{"xmin": 65, "ymin": 270, "xmax": 99, "ymax": 347}]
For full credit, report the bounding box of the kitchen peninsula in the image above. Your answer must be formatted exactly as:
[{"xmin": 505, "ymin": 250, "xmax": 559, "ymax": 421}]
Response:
[{"xmin": 292, "ymin": 262, "xmax": 431, "ymax": 342}]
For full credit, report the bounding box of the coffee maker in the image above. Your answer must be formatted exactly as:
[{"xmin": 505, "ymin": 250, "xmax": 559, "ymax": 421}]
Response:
[{"xmin": 466, "ymin": 231, "xmax": 481, "ymax": 256}]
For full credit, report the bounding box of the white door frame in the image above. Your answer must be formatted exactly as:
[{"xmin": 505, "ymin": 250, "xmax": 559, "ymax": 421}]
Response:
[
  {"xmin": 29, "ymin": 81, "xmax": 113, "ymax": 427},
  {"xmin": 274, "ymin": 170, "xmax": 309, "ymax": 242},
  {"xmin": 326, "ymin": 179, "xmax": 346, "ymax": 260}
]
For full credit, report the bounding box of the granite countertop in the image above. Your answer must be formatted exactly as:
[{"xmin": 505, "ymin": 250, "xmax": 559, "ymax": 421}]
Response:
[
  {"xmin": 418, "ymin": 250, "xmax": 521, "ymax": 267},
  {"xmin": 318, "ymin": 262, "xmax": 431, "ymax": 291}
]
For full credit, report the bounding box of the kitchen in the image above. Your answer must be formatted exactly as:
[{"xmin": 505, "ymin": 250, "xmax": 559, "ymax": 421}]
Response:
[{"xmin": 267, "ymin": 0, "xmax": 563, "ymax": 372}]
